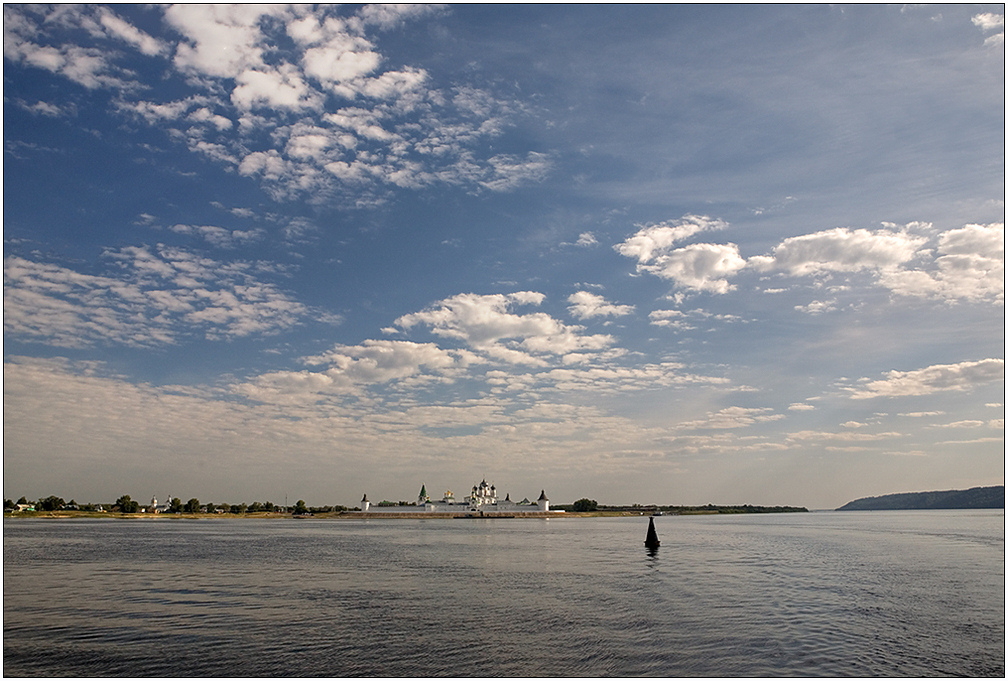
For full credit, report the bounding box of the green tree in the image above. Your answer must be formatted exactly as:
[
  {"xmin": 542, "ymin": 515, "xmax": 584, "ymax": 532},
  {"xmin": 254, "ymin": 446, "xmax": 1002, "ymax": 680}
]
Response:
[
  {"xmin": 116, "ymin": 495, "xmax": 140, "ymax": 513},
  {"xmin": 4, "ymin": 499, "xmax": 14, "ymax": 509},
  {"xmin": 184, "ymin": 498, "xmax": 201, "ymax": 513},
  {"xmin": 572, "ymin": 498, "xmax": 598, "ymax": 512},
  {"xmin": 205, "ymin": 502, "xmax": 216, "ymax": 514},
  {"xmin": 294, "ymin": 499, "xmax": 309, "ymax": 515},
  {"xmin": 168, "ymin": 497, "xmax": 183, "ymax": 513},
  {"xmin": 37, "ymin": 495, "xmax": 65, "ymax": 512},
  {"xmin": 17, "ymin": 496, "xmax": 28, "ymax": 506}
]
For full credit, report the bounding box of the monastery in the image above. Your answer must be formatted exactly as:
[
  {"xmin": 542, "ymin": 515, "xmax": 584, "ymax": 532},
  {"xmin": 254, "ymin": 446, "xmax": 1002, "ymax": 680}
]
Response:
[{"xmin": 360, "ymin": 479, "xmax": 558, "ymax": 515}]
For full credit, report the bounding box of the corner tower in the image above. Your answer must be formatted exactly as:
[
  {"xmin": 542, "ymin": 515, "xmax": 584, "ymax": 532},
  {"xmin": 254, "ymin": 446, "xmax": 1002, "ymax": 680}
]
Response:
[{"xmin": 537, "ymin": 490, "xmax": 549, "ymax": 512}]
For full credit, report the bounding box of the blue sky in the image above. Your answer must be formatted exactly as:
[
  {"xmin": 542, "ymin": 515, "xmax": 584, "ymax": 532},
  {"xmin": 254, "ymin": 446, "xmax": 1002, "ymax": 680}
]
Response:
[{"xmin": 4, "ymin": 4, "xmax": 1004, "ymax": 509}]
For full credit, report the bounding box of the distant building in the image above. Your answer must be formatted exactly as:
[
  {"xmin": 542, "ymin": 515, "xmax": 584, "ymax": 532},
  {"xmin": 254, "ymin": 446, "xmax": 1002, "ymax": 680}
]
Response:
[{"xmin": 359, "ymin": 479, "xmax": 561, "ymax": 515}]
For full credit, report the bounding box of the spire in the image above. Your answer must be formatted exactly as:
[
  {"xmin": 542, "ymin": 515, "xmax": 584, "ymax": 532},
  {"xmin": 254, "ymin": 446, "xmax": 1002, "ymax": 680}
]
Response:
[
  {"xmin": 538, "ymin": 490, "xmax": 548, "ymax": 501},
  {"xmin": 361, "ymin": 493, "xmax": 369, "ymax": 502}
]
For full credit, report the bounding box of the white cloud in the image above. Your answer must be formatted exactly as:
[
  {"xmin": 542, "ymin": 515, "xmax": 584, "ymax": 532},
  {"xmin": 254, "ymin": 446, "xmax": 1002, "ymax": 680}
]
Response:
[
  {"xmin": 788, "ymin": 403, "xmax": 816, "ymax": 411},
  {"xmin": 232, "ymin": 64, "xmax": 319, "ymax": 111},
  {"xmin": 188, "ymin": 106, "xmax": 232, "ymax": 130},
  {"xmin": 879, "ymin": 223, "xmax": 1004, "ymax": 302},
  {"xmin": 794, "ymin": 299, "xmax": 836, "ymax": 315},
  {"xmin": 168, "ymin": 224, "xmax": 265, "ymax": 249},
  {"xmin": 749, "ymin": 227, "xmax": 926, "ymax": 276},
  {"xmin": 677, "ymin": 406, "xmax": 784, "ymax": 430},
  {"xmin": 3, "ymin": 248, "xmax": 319, "ymax": 347},
  {"xmin": 239, "ymin": 340, "xmax": 462, "ymax": 404},
  {"xmin": 97, "ymin": 7, "xmax": 168, "ymax": 56},
  {"xmin": 615, "ymin": 216, "xmax": 743, "ymax": 293},
  {"xmin": 480, "ymin": 152, "xmax": 553, "ymax": 192},
  {"xmin": 648, "ymin": 309, "xmax": 693, "ymax": 329},
  {"xmin": 359, "ymin": 67, "xmax": 428, "ymax": 100},
  {"xmin": 972, "ymin": 12, "xmax": 1005, "ymax": 32},
  {"xmin": 934, "ymin": 420, "xmax": 985, "ymax": 429},
  {"xmin": 4, "ymin": 6, "xmax": 163, "ymax": 90},
  {"xmin": 396, "ymin": 291, "xmax": 612, "ymax": 362},
  {"xmin": 14, "ymin": 99, "xmax": 71, "ymax": 117},
  {"xmin": 649, "ymin": 243, "xmax": 747, "ymax": 293},
  {"xmin": 5, "ymin": 35, "xmax": 128, "ymax": 90},
  {"xmin": 357, "ymin": 4, "xmax": 444, "ymax": 30},
  {"xmin": 615, "ymin": 215, "xmax": 729, "ymax": 263},
  {"xmin": 5, "ymin": 5, "xmax": 543, "ymax": 204},
  {"xmin": 849, "ymin": 359, "xmax": 1005, "ymax": 399},
  {"xmin": 575, "ymin": 232, "xmax": 598, "ymax": 247},
  {"xmin": 119, "ymin": 97, "xmax": 197, "ymax": 124},
  {"xmin": 567, "ymin": 291, "xmax": 635, "ymax": 320},
  {"xmin": 165, "ymin": 4, "xmax": 281, "ymax": 79}
]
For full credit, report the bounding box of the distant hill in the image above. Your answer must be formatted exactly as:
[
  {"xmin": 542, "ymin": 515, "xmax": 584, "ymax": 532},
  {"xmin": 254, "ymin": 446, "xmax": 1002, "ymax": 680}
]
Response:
[{"xmin": 837, "ymin": 486, "xmax": 1004, "ymax": 511}]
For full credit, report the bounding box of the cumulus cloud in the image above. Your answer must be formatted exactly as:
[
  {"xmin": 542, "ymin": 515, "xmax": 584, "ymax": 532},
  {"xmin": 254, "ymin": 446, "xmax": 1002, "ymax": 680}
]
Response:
[
  {"xmin": 567, "ymin": 291, "xmax": 635, "ymax": 320},
  {"xmin": 231, "ymin": 64, "xmax": 319, "ymax": 111},
  {"xmin": 619, "ymin": 218, "xmax": 1002, "ymax": 304},
  {"xmin": 972, "ymin": 12, "xmax": 1005, "ymax": 32},
  {"xmin": 3, "ymin": 247, "xmax": 321, "ymax": 347},
  {"xmin": 749, "ymin": 227, "xmax": 926, "ymax": 276},
  {"xmin": 849, "ymin": 358, "xmax": 1005, "ymax": 399},
  {"xmin": 878, "ymin": 223, "xmax": 1004, "ymax": 302},
  {"xmin": 654, "ymin": 243, "xmax": 747, "ymax": 293},
  {"xmin": 616, "ymin": 215, "xmax": 729, "ymax": 263},
  {"xmin": 165, "ymin": 4, "xmax": 280, "ymax": 79},
  {"xmin": 396, "ymin": 292, "xmax": 613, "ymax": 364},
  {"xmin": 615, "ymin": 215, "xmax": 744, "ymax": 293},
  {"xmin": 972, "ymin": 12, "xmax": 1005, "ymax": 45}
]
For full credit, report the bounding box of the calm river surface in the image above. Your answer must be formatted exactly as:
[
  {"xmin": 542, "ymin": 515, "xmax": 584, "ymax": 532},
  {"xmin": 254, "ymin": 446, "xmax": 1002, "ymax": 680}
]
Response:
[{"xmin": 3, "ymin": 511, "xmax": 1004, "ymax": 677}]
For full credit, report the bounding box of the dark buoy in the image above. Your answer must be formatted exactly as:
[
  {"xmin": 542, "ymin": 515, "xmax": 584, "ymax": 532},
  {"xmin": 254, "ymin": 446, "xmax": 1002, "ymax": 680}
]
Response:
[{"xmin": 644, "ymin": 516, "xmax": 660, "ymax": 549}]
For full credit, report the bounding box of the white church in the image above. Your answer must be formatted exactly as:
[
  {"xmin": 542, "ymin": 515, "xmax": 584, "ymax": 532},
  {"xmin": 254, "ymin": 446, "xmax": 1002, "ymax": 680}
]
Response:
[{"xmin": 360, "ymin": 479, "xmax": 557, "ymax": 515}]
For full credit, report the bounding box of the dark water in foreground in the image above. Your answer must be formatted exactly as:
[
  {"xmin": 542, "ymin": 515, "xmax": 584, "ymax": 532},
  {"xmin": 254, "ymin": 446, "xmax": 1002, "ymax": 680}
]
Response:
[{"xmin": 3, "ymin": 511, "xmax": 1004, "ymax": 677}]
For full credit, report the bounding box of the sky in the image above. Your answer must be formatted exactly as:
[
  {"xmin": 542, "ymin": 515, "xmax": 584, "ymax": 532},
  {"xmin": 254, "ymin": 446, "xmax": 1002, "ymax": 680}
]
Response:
[{"xmin": 3, "ymin": 4, "xmax": 1004, "ymax": 510}]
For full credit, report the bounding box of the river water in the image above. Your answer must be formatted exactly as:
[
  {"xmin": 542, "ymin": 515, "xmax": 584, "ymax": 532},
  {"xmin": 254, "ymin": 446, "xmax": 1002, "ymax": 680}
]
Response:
[{"xmin": 3, "ymin": 511, "xmax": 1004, "ymax": 677}]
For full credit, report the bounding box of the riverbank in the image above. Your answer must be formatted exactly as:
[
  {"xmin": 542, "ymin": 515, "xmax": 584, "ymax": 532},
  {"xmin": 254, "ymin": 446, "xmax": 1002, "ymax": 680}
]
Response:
[{"xmin": 6, "ymin": 507, "xmax": 806, "ymax": 520}]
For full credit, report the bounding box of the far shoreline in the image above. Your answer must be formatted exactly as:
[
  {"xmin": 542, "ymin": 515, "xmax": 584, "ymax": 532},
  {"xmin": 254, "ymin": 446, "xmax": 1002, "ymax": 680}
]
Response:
[{"xmin": 6, "ymin": 508, "xmax": 809, "ymax": 520}]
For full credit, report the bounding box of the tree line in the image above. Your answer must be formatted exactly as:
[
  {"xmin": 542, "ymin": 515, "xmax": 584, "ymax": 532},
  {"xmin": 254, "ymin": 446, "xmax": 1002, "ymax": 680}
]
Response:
[
  {"xmin": 4, "ymin": 495, "xmax": 351, "ymax": 515},
  {"xmin": 553, "ymin": 498, "xmax": 808, "ymax": 514}
]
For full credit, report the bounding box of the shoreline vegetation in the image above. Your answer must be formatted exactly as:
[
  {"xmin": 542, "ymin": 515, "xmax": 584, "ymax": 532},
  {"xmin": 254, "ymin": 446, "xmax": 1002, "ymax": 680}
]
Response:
[
  {"xmin": 5, "ymin": 508, "xmax": 807, "ymax": 520},
  {"xmin": 7, "ymin": 486, "xmax": 1004, "ymax": 520},
  {"xmin": 5, "ymin": 495, "xmax": 810, "ymax": 520}
]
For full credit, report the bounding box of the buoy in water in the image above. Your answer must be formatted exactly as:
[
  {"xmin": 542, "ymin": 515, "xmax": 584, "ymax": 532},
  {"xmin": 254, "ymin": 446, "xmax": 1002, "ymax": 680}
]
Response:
[{"xmin": 644, "ymin": 516, "xmax": 660, "ymax": 548}]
